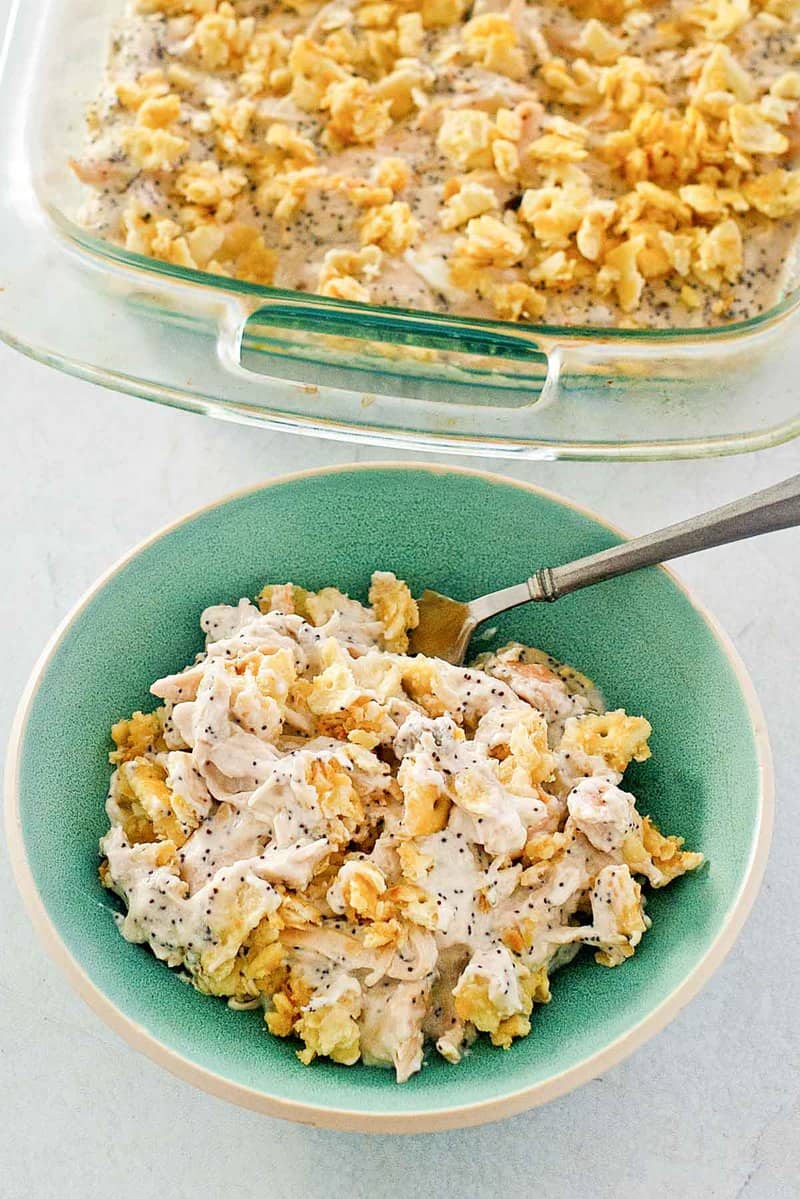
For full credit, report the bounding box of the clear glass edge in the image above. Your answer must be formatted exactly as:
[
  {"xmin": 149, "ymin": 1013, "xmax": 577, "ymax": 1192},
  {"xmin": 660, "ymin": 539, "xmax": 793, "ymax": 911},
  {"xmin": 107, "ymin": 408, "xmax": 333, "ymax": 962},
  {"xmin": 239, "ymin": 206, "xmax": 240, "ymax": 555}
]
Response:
[
  {"xmin": 59, "ymin": 209, "xmax": 800, "ymax": 348},
  {"xmin": 5, "ymin": 323, "xmax": 800, "ymax": 462}
]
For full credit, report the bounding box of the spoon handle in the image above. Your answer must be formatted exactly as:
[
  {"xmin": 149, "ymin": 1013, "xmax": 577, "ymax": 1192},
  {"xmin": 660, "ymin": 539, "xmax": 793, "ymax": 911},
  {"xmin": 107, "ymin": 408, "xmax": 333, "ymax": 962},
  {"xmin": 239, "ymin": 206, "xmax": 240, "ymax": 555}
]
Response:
[{"xmin": 531, "ymin": 474, "xmax": 800, "ymax": 602}]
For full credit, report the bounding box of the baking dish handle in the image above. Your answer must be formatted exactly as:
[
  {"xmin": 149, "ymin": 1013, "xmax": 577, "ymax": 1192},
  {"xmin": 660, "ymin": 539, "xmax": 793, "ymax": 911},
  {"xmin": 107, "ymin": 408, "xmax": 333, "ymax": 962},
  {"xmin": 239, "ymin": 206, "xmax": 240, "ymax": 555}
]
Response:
[{"xmin": 215, "ymin": 295, "xmax": 562, "ymax": 406}]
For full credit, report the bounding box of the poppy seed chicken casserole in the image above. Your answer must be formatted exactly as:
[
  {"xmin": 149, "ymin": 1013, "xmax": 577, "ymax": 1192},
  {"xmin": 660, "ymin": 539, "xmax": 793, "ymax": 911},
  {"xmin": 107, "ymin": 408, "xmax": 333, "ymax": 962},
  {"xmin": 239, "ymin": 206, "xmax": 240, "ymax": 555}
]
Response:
[
  {"xmin": 74, "ymin": 0, "xmax": 800, "ymax": 328},
  {"xmin": 99, "ymin": 573, "xmax": 702, "ymax": 1081}
]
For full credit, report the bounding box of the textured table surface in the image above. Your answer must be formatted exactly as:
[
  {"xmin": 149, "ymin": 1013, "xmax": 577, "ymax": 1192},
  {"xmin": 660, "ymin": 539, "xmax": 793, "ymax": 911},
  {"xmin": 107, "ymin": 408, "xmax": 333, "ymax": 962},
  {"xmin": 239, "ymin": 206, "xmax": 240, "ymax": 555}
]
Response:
[{"xmin": 1, "ymin": 338, "xmax": 799, "ymax": 1198}]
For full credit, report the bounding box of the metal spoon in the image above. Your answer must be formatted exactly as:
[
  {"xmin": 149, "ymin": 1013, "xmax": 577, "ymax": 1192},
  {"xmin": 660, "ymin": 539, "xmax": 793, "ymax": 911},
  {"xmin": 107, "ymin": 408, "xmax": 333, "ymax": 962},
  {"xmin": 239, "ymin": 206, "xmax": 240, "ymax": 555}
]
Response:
[{"xmin": 408, "ymin": 474, "xmax": 800, "ymax": 664}]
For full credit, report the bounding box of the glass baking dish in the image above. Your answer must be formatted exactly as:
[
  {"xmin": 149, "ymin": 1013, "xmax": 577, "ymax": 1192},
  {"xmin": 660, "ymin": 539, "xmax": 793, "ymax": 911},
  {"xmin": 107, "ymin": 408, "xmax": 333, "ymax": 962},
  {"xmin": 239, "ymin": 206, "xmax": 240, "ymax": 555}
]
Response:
[{"xmin": 3, "ymin": 0, "xmax": 800, "ymax": 460}]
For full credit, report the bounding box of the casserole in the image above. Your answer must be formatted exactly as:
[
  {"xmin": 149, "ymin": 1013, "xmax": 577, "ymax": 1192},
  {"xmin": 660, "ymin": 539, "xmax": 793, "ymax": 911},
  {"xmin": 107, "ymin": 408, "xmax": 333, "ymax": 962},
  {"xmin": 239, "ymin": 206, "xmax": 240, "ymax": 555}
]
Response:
[{"xmin": 2, "ymin": 0, "xmax": 800, "ymax": 458}]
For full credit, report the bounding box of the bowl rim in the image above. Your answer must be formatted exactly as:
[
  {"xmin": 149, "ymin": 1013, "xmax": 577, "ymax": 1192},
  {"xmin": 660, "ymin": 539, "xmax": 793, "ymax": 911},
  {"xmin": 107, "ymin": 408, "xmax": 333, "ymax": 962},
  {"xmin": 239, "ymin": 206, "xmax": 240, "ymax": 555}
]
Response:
[{"xmin": 4, "ymin": 461, "xmax": 774, "ymax": 1134}]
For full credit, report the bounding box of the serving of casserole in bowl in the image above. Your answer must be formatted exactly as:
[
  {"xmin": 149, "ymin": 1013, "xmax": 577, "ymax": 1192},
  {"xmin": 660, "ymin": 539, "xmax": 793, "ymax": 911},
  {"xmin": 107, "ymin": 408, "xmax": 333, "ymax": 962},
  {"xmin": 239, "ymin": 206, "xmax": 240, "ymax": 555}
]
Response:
[
  {"xmin": 5, "ymin": 464, "xmax": 773, "ymax": 1130},
  {"xmin": 1, "ymin": 0, "xmax": 800, "ymax": 456}
]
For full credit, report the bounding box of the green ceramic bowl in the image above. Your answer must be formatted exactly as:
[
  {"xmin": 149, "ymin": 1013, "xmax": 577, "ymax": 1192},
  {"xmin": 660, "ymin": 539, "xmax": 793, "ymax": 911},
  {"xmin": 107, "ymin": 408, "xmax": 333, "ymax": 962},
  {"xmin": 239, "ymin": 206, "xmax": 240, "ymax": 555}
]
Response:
[{"xmin": 6, "ymin": 465, "xmax": 772, "ymax": 1133}]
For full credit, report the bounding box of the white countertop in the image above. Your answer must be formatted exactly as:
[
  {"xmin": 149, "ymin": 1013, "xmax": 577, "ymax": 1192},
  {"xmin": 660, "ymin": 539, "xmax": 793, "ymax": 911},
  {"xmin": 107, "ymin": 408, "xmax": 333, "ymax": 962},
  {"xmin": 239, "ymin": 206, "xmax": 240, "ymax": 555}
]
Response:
[{"xmin": 1, "ymin": 341, "xmax": 798, "ymax": 1198}]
